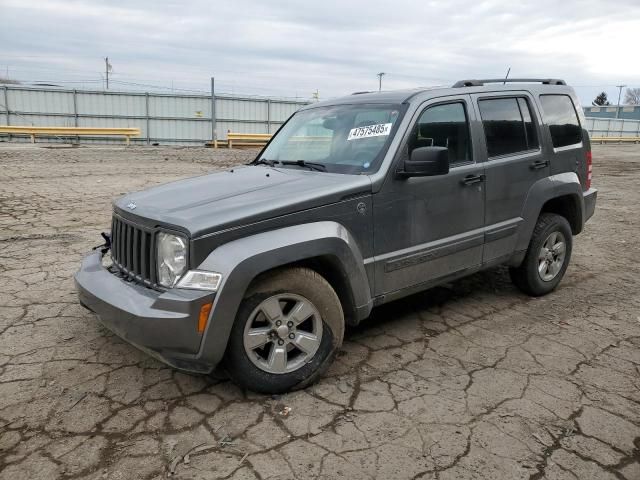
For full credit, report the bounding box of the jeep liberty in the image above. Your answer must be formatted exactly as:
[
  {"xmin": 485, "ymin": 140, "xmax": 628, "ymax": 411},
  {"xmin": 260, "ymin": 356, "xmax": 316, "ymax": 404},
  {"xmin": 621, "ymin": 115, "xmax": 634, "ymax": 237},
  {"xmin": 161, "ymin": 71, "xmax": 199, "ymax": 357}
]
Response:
[{"xmin": 75, "ymin": 78, "xmax": 597, "ymax": 393}]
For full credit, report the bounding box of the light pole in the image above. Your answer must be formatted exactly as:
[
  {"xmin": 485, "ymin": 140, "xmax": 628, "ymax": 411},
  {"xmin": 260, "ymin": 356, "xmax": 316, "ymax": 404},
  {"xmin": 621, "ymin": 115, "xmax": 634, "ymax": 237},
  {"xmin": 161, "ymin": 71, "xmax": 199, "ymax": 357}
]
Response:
[
  {"xmin": 377, "ymin": 72, "xmax": 385, "ymax": 92},
  {"xmin": 616, "ymin": 84, "xmax": 626, "ymax": 118},
  {"xmin": 104, "ymin": 57, "xmax": 112, "ymax": 90}
]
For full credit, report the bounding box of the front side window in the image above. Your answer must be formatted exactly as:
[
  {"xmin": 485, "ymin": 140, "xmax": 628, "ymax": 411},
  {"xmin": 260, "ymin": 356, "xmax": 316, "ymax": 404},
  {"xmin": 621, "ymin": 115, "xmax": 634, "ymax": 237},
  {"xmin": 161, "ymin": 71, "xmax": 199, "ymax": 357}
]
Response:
[
  {"xmin": 479, "ymin": 97, "xmax": 539, "ymax": 157},
  {"xmin": 409, "ymin": 102, "xmax": 472, "ymax": 165},
  {"xmin": 539, "ymin": 95, "xmax": 582, "ymax": 148},
  {"xmin": 259, "ymin": 104, "xmax": 404, "ymax": 174}
]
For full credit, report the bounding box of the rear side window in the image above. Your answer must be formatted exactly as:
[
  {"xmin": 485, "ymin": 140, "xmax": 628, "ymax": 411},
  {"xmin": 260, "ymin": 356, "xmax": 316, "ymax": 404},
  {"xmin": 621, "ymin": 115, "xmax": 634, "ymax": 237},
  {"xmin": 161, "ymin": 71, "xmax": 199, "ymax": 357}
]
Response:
[
  {"xmin": 409, "ymin": 102, "xmax": 472, "ymax": 165},
  {"xmin": 479, "ymin": 97, "xmax": 539, "ymax": 157},
  {"xmin": 539, "ymin": 95, "xmax": 582, "ymax": 148}
]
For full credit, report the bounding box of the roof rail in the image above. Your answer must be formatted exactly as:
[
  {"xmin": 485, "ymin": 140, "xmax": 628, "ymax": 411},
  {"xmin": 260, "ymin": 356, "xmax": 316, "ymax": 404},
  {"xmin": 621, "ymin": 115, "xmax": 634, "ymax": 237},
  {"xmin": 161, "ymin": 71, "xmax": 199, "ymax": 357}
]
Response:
[
  {"xmin": 452, "ymin": 78, "xmax": 566, "ymax": 88},
  {"xmin": 351, "ymin": 91, "xmax": 374, "ymax": 95}
]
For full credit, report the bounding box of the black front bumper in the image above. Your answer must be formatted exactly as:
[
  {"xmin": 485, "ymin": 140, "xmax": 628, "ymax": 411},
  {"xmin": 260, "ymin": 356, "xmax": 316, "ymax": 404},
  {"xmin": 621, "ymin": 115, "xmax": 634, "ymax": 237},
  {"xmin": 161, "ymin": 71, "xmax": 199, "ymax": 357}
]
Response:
[{"xmin": 74, "ymin": 251, "xmax": 216, "ymax": 373}]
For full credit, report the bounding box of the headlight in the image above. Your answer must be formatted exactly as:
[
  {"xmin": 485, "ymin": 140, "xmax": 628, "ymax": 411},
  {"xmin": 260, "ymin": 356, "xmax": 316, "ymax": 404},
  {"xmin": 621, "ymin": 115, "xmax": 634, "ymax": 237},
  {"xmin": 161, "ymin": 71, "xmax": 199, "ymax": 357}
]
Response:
[
  {"xmin": 176, "ymin": 270, "xmax": 223, "ymax": 291},
  {"xmin": 156, "ymin": 232, "xmax": 187, "ymax": 287}
]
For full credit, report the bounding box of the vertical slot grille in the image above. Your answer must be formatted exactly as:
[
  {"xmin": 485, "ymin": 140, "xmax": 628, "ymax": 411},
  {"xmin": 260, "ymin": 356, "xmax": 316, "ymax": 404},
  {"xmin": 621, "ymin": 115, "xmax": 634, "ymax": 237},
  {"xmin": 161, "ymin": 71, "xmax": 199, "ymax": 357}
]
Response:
[{"xmin": 110, "ymin": 215, "xmax": 156, "ymax": 286}]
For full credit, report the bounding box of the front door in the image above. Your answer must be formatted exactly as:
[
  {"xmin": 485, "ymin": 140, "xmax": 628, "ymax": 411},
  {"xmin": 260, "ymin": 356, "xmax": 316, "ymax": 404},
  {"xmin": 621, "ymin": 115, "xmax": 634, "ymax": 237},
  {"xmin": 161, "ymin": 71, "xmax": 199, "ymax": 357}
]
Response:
[{"xmin": 372, "ymin": 96, "xmax": 485, "ymax": 296}]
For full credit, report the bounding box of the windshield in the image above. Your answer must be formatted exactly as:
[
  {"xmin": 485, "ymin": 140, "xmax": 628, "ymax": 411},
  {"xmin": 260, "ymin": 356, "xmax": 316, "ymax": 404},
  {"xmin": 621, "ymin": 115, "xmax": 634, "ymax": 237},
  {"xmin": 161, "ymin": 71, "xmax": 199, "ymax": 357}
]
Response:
[{"xmin": 258, "ymin": 103, "xmax": 405, "ymax": 174}]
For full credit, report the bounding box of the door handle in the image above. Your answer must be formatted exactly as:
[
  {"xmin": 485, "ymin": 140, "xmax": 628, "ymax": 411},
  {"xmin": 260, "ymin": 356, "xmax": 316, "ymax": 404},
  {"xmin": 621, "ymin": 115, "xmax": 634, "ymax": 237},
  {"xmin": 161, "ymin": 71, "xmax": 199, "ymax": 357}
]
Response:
[
  {"xmin": 530, "ymin": 160, "xmax": 549, "ymax": 170},
  {"xmin": 462, "ymin": 174, "xmax": 485, "ymax": 185}
]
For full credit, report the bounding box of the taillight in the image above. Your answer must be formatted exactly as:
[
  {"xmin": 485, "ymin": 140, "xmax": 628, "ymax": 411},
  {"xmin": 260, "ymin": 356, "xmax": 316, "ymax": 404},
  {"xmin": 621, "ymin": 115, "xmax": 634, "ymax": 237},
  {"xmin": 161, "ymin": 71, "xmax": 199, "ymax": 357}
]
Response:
[{"xmin": 586, "ymin": 150, "xmax": 592, "ymax": 189}]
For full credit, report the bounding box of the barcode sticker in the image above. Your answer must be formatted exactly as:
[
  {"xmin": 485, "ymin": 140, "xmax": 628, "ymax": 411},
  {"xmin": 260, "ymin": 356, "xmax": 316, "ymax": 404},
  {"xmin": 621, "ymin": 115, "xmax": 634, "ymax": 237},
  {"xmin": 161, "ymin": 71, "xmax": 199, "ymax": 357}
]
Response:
[{"xmin": 347, "ymin": 123, "xmax": 392, "ymax": 140}]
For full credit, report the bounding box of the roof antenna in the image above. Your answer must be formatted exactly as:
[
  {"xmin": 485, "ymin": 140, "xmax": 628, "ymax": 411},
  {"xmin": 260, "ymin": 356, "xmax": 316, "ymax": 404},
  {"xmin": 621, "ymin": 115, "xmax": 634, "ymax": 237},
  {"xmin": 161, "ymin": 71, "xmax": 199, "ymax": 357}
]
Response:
[{"xmin": 503, "ymin": 67, "xmax": 511, "ymax": 84}]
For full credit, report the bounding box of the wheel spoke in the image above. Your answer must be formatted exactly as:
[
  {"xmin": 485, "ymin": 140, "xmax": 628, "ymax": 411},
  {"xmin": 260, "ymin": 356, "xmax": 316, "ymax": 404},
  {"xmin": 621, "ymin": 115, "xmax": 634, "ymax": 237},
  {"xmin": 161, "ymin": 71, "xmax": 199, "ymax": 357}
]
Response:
[
  {"xmin": 538, "ymin": 260, "xmax": 548, "ymax": 276},
  {"xmin": 553, "ymin": 241, "xmax": 566, "ymax": 256},
  {"xmin": 245, "ymin": 327, "xmax": 271, "ymax": 350},
  {"xmin": 260, "ymin": 297, "xmax": 283, "ymax": 322},
  {"xmin": 291, "ymin": 331, "xmax": 320, "ymax": 353},
  {"xmin": 287, "ymin": 300, "xmax": 315, "ymax": 326},
  {"xmin": 267, "ymin": 345, "xmax": 287, "ymax": 373}
]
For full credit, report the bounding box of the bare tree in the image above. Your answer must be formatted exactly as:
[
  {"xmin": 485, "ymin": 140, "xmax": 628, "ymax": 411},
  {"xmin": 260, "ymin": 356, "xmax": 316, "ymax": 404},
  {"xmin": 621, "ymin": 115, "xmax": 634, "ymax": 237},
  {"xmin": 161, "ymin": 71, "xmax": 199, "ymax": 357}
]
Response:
[{"xmin": 624, "ymin": 88, "xmax": 640, "ymax": 105}]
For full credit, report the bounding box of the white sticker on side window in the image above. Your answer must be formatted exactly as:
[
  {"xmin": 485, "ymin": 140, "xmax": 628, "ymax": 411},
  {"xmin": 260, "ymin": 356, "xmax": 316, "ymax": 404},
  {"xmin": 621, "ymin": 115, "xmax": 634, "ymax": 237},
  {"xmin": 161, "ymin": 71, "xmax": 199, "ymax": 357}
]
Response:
[{"xmin": 347, "ymin": 123, "xmax": 392, "ymax": 140}]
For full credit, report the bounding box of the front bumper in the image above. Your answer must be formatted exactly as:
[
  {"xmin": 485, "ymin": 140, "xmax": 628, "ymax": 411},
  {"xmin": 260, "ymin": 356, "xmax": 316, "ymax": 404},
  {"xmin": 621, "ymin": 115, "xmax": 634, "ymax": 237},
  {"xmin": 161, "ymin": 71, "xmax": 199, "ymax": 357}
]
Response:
[
  {"xmin": 74, "ymin": 250, "xmax": 216, "ymax": 373},
  {"xmin": 583, "ymin": 188, "xmax": 597, "ymax": 222}
]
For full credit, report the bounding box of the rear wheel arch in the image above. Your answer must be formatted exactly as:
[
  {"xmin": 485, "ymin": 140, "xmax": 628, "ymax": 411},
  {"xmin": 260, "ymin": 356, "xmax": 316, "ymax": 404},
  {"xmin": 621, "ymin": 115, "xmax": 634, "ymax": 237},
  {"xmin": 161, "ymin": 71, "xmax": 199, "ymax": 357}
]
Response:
[
  {"xmin": 516, "ymin": 175, "xmax": 584, "ymax": 255},
  {"xmin": 539, "ymin": 193, "xmax": 583, "ymax": 234}
]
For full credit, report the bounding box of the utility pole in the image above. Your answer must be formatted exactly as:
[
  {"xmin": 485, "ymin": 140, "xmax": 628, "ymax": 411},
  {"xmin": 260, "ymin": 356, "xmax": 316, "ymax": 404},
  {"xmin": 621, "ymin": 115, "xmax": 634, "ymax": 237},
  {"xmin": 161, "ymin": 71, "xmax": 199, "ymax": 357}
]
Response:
[
  {"xmin": 105, "ymin": 57, "xmax": 112, "ymax": 89},
  {"xmin": 312, "ymin": 90, "xmax": 319, "ymax": 102},
  {"xmin": 377, "ymin": 72, "xmax": 385, "ymax": 92},
  {"xmin": 210, "ymin": 76, "xmax": 217, "ymax": 147},
  {"xmin": 616, "ymin": 84, "xmax": 626, "ymax": 118}
]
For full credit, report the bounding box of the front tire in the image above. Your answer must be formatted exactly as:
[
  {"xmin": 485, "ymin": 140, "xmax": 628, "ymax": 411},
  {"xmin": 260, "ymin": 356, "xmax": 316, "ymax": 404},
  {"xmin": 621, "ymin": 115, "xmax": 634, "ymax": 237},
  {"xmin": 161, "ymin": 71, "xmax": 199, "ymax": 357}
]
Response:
[
  {"xmin": 223, "ymin": 267, "xmax": 344, "ymax": 394},
  {"xmin": 510, "ymin": 213, "xmax": 573, "ymax": 296}
]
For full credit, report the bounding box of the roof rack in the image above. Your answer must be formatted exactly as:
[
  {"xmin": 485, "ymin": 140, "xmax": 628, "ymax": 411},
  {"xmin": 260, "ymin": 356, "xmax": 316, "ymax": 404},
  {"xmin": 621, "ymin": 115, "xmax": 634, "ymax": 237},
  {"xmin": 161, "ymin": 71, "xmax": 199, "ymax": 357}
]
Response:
[{"xmin": 452, "ymin": 78, "xmax": 566, "ymax": 88}]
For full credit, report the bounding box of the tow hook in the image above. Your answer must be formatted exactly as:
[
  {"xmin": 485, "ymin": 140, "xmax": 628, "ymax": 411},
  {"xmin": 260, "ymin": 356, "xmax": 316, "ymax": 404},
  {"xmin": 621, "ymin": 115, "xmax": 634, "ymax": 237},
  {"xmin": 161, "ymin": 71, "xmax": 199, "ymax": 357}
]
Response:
[{"xmin": 92, "ymin": 232, "xmax": 111, "ymax": 255}]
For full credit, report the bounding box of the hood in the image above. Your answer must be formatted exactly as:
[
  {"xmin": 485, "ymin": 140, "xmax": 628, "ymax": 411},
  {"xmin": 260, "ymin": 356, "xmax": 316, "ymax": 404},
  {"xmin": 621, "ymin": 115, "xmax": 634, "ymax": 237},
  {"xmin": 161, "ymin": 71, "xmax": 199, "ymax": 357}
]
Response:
[{"xmin": 114, "ymin": 165, "xmax": 372, "ymax": 237}]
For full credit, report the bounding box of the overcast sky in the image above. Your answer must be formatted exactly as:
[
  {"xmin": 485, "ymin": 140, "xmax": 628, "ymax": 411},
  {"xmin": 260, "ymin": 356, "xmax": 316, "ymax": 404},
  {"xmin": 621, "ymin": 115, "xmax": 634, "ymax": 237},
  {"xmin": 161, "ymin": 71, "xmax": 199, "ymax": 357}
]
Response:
[{"xmin": 1, "ymin": 0, "xmax": 639, "ymax": 104}]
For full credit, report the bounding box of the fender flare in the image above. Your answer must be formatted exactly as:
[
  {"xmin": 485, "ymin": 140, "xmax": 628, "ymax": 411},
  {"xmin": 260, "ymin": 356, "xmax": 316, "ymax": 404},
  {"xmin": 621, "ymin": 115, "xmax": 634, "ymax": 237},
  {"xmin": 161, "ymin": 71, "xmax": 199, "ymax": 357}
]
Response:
[
  {"xmin": 194, "ymin": 221, "xmax": 372, "ymax": 368},
  {"xmin": 516, "ymin": 172, "xmax": 584, "ymax": 253}
]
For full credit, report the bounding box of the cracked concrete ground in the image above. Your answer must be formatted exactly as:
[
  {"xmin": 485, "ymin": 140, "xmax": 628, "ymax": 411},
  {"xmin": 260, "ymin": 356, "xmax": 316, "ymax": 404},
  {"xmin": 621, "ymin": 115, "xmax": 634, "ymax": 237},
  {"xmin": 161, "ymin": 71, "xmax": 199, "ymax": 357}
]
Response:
[{"xmin": 0, "ymin": 143, "xmax": 639, "ymax": 480}]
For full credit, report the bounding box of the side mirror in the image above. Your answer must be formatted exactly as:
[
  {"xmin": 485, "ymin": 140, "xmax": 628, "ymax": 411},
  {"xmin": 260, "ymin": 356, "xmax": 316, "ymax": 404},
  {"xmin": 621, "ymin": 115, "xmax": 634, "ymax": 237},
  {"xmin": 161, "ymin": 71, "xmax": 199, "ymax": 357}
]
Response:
[{"xmin": 397, "ymin": 146, "xmax": 449, "ymax": 178}]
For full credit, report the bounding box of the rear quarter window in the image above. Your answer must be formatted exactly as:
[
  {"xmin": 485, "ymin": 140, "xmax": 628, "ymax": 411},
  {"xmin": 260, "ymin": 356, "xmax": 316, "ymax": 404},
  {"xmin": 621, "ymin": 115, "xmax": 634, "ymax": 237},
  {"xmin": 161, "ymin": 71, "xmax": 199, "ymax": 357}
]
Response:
[{"xmin": 539, "ymin": 95, "xmax": 582, "ymax": 148}]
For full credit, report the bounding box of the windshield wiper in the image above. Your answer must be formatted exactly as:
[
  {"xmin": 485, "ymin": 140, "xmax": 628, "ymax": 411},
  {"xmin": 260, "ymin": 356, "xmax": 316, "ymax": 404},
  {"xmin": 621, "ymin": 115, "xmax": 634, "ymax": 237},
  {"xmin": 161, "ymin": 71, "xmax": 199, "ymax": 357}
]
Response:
[
  {"xmin": 252, "ymin": 158, "xmax": 327, "ymax": 172},
  {"xmin": 252, "ymin": 158, "xmax": 278, "ymax": 167},
  {"xmin": 279, "ymin": 160, "xmax": 327, "ymax": 172}
]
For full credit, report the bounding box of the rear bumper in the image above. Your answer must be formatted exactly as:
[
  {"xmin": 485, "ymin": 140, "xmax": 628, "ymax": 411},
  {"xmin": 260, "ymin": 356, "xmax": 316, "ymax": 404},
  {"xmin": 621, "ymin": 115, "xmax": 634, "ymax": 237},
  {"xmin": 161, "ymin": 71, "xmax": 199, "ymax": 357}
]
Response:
[
  {"xmin": 583, "ymin": 188, "xmax": 597, "ymax": 223},
  {"xmin": 74, "ymin": 251, "xmax": 216, "ymax": 373}
]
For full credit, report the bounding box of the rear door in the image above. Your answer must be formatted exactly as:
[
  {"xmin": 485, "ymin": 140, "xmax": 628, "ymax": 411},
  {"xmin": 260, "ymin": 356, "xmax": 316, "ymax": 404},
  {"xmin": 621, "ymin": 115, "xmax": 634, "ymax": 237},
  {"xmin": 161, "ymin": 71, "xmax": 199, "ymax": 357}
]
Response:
[{"xmin": 471, "ymin": 92, "xmax": 548, "ymax": 263}]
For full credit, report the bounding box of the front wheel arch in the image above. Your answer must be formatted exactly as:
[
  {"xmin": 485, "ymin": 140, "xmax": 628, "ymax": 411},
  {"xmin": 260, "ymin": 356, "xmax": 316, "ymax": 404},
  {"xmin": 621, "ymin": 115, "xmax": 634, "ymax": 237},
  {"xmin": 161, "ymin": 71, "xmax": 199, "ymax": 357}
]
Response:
[{"xmin": 193, "ymin": 222, "xmax": 372, "ymax": 369}]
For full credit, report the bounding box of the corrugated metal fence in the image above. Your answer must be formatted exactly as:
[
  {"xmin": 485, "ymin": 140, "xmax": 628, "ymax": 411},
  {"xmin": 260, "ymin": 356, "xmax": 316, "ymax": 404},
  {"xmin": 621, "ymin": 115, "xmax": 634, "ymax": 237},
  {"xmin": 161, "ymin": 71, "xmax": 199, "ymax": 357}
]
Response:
[
  {"xmin": 583, "ymin": 116, "xmax": 640, "ymax": 138},
  {"xmin": 4, "ymin": 86, "xmax": 636, "ymax": 145},
  {"xmin": 0, "ymin": 85, "xmax": 309, "ymax": 145}
]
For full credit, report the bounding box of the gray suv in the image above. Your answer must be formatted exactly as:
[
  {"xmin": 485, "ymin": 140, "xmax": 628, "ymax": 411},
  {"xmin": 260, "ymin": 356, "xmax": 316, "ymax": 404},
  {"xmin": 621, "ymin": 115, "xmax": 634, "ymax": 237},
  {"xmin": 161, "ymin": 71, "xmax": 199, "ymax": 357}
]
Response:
[{"xmin": 75, "ymin": 78, "xmax": 597, "ymax": 393}]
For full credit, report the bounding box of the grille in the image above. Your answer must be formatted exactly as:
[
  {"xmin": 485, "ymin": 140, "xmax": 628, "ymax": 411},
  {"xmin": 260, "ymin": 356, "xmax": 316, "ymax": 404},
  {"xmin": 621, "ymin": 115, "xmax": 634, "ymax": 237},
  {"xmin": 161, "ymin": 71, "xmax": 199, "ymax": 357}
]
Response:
[{"xmin": 110, "ymin": 215, "xmax": 156, "ymax": 286}]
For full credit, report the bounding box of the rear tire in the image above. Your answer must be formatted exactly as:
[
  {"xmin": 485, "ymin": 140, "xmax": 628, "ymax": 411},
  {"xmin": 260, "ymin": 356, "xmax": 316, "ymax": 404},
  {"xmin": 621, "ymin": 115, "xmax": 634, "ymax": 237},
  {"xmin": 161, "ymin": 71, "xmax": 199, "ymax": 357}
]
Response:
[
  {"xmin": 510, "ymin": 213, "xmax": 573, "ymax": 297},
  {"xmin": 223, "ymin": 267, "xmax": 344, "ymax": 394}
]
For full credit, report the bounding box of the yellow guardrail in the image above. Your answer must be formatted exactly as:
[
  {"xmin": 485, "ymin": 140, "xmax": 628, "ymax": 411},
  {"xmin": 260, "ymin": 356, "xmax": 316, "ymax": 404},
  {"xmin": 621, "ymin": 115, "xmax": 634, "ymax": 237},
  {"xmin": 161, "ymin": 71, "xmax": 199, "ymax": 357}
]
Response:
[
  {"xmin": 0, "ymin": 126, "xmax": 141, "ymax": 145},
  {"xmin": 226, "ymin": 133, "xmax": 272, "ymax": 149},
  {"xmin": 591, "ymin": 136, "xmax": 640, "ymax": 144},
  {"xmin": 219, "ymin": 133, "xmax": 333, "ymax": 149}
]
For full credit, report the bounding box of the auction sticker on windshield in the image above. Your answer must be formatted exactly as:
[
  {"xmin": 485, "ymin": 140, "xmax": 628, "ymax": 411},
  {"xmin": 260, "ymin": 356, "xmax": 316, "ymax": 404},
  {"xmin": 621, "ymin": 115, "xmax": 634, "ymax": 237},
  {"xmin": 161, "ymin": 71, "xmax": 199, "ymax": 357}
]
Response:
[{"xmin": 348, "ymin": 123, "xmax": 392, "ymax": 140}]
